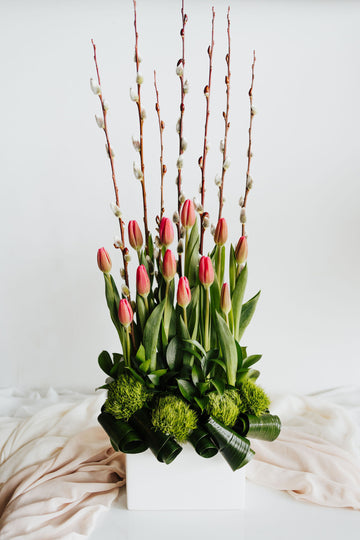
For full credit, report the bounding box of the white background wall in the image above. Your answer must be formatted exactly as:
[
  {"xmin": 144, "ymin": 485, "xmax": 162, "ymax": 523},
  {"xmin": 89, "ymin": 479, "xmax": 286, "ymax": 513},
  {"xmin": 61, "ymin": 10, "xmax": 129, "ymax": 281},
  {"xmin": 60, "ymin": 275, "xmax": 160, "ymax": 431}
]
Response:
[{"xmin": 1, "ymin": 0, "xmax": 359, "ymax": 395}]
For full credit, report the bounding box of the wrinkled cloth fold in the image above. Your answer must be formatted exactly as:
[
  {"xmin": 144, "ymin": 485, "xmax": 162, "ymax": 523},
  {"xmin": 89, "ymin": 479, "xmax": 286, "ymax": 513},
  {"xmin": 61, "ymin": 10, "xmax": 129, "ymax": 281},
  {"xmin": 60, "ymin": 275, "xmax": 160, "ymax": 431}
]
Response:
[
  {"xmin": 0, "ymin": 390, "xmax": 125, "ymax": 539},
  {"xmin": 0, "ymin": 387, "xmax": 359, "ymax": 539}
]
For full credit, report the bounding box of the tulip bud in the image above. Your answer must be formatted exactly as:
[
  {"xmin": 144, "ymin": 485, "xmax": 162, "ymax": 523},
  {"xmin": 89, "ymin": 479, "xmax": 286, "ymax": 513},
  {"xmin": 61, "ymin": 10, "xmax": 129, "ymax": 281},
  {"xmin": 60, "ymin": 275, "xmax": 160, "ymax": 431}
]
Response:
[
  {"xmin": 199, "ymin": 256, "xmax": 214, "ymax": 288},
  {"xmin": 220, "ymin": 283, "xmax": 231, "ymax": 315},
  {"xmin": 97, "ymin": 247, "xmax": 112, "ymax": 273},
  {"xmin": 136, "ymin": 265, "xmax": 151, "ymax": 297},
  {"xmin": 177, "ymin": 276, "xmax": 191, "ymax": 308},
  {"xmin": 159, "ymin": 217, "xmax": 174, "ymax": 246},
  {"xmin": 118, "ymin": 298, "xmax": 133, "ymax": 328},
  {"xmin": 162, "ymin": 250, "xmax": 177, "ymax": 282},
  {"xmin": 128, "ymin": 220, "xmax": 143, "ymax": 250},
  {"xmin": 214, "ymin": 218, "xmax": 228, "ymax": 246},
  {"xmin": 235, "ymin": 236, "xmax": 248, "ymax": 264},
  {"xmin": 180, "ymin": 199, "xmax": 196, "ymax": 229}
]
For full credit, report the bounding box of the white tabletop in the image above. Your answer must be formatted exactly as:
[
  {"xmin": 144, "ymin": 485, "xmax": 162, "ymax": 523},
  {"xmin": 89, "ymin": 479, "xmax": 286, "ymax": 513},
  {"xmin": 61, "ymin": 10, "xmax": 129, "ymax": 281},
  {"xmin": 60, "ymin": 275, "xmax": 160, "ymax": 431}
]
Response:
[{"xmin": 89, "ymin": 481, "xmax": 359, "ymax": 540}]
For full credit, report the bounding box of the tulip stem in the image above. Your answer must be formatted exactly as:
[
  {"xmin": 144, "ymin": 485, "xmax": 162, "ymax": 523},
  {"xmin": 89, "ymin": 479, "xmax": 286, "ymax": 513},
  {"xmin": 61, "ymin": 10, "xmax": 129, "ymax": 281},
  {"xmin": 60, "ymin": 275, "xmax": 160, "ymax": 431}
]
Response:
[
  {"xmin": 216, "ymin": 246, "xmax": 221, "ymax": 285},
  {"xmin": 125, "ymin": 326, "xmax": 131, "ymax": 367},
  {"xmin": 182, "ymin": 306, "xmax": 188, "ymax": 328},
  {"xmin": 204, "ymin": 288, "xmax": 210, "ymax": 351}
]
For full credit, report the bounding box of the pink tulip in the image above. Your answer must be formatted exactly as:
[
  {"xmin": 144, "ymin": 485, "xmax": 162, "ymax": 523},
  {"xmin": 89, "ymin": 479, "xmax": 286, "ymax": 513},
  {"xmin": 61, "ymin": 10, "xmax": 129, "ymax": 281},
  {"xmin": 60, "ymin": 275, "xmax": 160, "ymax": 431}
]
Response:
[
  {"xmin": 118, "ymin": 298, "xmax": 133, "ymax": 327},
  {"xmin": 235, "ymin": 236, "xmax": 248, "ymax": 264},
  {"xmin": 180, "ymin": 199, "xmax": 196, "ymax": 229},
  {"xmin": 220, "ymin": 283, "xmax": 231, "ymax": 314},
  {"xmin": 136, "ymin": 265, "xmax": 150, "ymax": 297},
  {"xmin": 159, "ymin": 217, "xmax": 174, "ymax": 246},
  {"xmin": 177, "ymin": 276, "xmax": 191, "ymax": 307},
  {"xmin": 128, "ymin": 220, "xmax": 143, "ymax": 250},
  {"xmin": 199, "ymin": 256, "xmax": 214, "ymax": 288},
  {"xmin": 162, "ymin": 249, "xmax": 177, "ymax": 282},
  {"xmin": 214, "ymin": 218, "xmax": 228, "ymax": 246},
  {"xmin": 97, "ymin": 247, "xmax": 112, "ymax": 273}
]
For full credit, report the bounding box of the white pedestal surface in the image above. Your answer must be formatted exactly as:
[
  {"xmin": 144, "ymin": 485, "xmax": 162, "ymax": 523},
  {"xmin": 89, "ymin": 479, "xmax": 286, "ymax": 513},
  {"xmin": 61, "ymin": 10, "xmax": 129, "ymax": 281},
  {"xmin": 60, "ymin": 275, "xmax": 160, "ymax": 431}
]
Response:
[{"xmin": 126, "ymin": 444, "xmax": 245, "ymax": 510}]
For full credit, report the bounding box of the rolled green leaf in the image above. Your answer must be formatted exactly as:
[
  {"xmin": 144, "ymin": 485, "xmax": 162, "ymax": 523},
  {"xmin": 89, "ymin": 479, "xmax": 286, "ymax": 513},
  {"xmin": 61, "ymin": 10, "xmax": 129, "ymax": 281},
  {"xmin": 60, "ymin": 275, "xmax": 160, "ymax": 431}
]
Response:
[
  {"xmin": 98, "ymin": 412, "xmax": 148, "ymax": 454},
  {"xmin": 203, "ymin": 415, "xmax": 254, "ymax": 471},
  {"xmin": 238, "ymin": 290, "xmax": 261, "ymax": 341},
  {"xmin": 129, "ymin": 408, "xmax": 182, "ymax": 465},
  {"xmin": 233, "ymin": 413, "xmax": 281, "ymax": 441},
  {"xmin": 189, "ymin": 426, "xmax": 218, "ymax": 458}
]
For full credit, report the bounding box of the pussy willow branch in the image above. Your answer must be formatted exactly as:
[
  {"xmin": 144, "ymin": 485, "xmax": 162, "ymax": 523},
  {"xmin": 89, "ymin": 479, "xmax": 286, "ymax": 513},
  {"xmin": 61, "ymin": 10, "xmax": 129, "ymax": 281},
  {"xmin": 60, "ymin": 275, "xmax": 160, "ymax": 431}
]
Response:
[
  {"xmin": 242, "ymin": 50, "xmax": 256, "ymax": 236},
  {"xmin": 91, "ymin": 39, "xmax": 130, "ymax": 289},
  {"xmin": 133, "ymin": 0, "xmax": 149, "ymax": 252},
  {"xmin": 218, "ymin": 7, "xmax": 231, "ymax": 221},
  {"xmin": 174, "ymin": 0, "xmax": 188, "ymax": 276},
  {"xmin": 154, "ymin": 71, "xmax": 166, "ymax": 220},
  {"xmin": 199, "ymin": 7, "xmax": 215, "ymax": 255}
]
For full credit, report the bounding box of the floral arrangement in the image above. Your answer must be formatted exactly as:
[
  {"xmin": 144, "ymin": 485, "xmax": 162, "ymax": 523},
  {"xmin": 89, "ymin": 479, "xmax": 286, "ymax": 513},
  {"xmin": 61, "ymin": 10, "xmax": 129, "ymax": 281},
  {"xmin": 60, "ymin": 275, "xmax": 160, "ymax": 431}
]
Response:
[{"xmin": 92, "ymin": 0, "xmax": 281, "ymax": 471}]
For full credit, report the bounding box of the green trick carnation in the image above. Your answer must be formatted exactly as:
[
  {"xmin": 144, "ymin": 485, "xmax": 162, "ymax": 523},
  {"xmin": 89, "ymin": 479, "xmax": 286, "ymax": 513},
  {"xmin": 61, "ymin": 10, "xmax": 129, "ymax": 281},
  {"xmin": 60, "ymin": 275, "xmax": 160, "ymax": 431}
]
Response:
[
  {"xmin": 238, "ymin": 379, "xmax": 270, "ymax": 416},
  {"xmin": 207, "ymin": 389, "xmax": 241, "ymax": 427},
  {"xmin": 152, "ymin": 395, "xmax": 198, "ymax": 442},
  {"xmin": 104, "ymin": 373, "xmax": 148, "ymax": 421}
]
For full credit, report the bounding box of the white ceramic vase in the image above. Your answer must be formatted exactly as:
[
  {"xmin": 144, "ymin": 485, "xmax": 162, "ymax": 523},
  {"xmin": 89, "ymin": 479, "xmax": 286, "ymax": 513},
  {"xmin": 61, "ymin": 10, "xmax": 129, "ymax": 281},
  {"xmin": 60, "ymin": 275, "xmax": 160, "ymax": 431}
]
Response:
[{"xmin": 126, "ymin": 443, "xmax": 246, "ymax": 510}]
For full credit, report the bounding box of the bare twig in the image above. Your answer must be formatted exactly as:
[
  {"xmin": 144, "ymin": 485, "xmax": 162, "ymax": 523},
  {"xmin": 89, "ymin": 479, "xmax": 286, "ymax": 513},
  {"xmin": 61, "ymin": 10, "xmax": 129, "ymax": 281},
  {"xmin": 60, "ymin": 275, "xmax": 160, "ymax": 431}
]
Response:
[
  {"xmin": 154, "ymin": 71, "xmax": 166, "ymax": 220},
  {"xmin": 91, "ymin": 39, "xmax": 130, "ymax": 289},
  {"xmin": 133, "ymin": 0, "xmax": 149, "ymax": 252},
  {"xmin": 242, "ymin": 50, "xmax": 256, "ymax": 236},
  {"xmin": 199, "ymin": 7, "xmax": 215, "ymax": 255},
  {"xmin": 218, "ymin": 7, "xmax": 231, "ymax": 221}
]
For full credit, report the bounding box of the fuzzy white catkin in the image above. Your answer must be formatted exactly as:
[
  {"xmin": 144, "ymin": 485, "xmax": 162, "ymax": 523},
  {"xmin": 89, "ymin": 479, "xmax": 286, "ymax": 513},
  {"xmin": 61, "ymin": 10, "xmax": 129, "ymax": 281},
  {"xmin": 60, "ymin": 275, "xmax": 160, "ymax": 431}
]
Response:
[
  {"xmin": 90, "ymin": 78, "xmax": 101, "ymax": 95},
  {"xmin": 223, "ymin": 157, "xmax": 230, "ymax": 170},
  {"xmin": 110, "ymin": 202, "xmax": 122, "ymax": 218},
  {"xmin": 240, "ymin": 208, "xmax": 247, "ymax": 224},
  {"xmin": 95, "ymin": 115, "xmax": 104, "ymax": 129}
]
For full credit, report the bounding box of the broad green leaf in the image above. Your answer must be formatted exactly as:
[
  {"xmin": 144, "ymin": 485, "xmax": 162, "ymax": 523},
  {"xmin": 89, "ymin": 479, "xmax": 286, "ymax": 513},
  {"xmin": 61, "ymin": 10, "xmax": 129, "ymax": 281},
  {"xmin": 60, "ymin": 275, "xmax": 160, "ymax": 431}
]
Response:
[
  {"xmin": 236, "ymin": 341, "xmax": 244, "ymax": 369},
  {"xmin": 197, "ymin": 381, "xmax": 211, "ymax": 395},
  {"xmin": 194, "ymin": 396, "xmax": 209, "ymax": 412},
  {"xmin": 238, "ymin": 290, "xmax": 261, "ymax": 341},
  {"xmin": 135, "ymin": 344, "xmax": 146, "ymax": 363},
  {"xmin": 184, "ymin": 339, "xmax": 207, "ymax": 357},
  {"xmin": 177, "ymin": 379, "xmax": 197, "ymax": 402},
  {"xmin": 166, "ymin": 336, "xmax": 183, "ymax": 370},
  {"xmin": 215, "ymin": 312, "xmax": 238, "ymax": 386},
  {"xmin": 208, "ymin": 357, "xmax": 226, "ymax": 373},
  {"xmin": 143, "ymin": 299, "xmax": 165, "ymax": 371},
  {"xmin": 98, "ymin": 350, "xmax": 113, "ymax": 376},
  {"xmin": 124, "ymin": 366, "xmax": 145, "ymax": 384},
  {"xmin": 191, "ymin": 363, "xmax": 203, "ymax": 385},
  {"xmin": 138, "ymin": 359, "xmax": 151, "ymax": 373},
  {"xmin": 211, "ymin": 378, "xmax": 225, "ymax": 395},
  {"xmin": 242, "ymin": 354, "xmax": 262, "ymax": 369},
  {"xmin": 232, "ymin": 264, "xmax": 248, "ymax": 341}
]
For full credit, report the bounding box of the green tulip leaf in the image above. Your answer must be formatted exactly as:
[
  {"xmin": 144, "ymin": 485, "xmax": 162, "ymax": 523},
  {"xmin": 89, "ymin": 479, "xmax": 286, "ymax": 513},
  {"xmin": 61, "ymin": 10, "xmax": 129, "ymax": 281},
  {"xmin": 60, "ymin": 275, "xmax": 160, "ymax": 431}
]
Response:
[
  {"xmin": 166, "ymin": 336, "xmax": 183, "ymax": 371},
  {"xmin": 143, "ymin": 299, "xmax": 165, "ymax": 371},
  {"xmin": 242, "ymin": 354, "xmax": 262, "ymax": 369},
  {"xmin": 215, "ymin": 312, "xmax": 238, "ymax": 387},
  {"xmin": 231, "ymin": 264, "xmax": 248, "ymax": 341},
  {"xmin": 238, "ymin": 290, "xmax": 261, "ymax": 341}
]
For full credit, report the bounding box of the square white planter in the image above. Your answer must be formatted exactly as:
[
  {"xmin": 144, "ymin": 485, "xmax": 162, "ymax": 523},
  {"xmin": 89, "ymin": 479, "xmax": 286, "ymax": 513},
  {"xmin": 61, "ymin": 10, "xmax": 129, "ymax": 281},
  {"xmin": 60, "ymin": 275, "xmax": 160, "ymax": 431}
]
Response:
[{"xmin": 126, "ymin": 444, "xmax": 246, "ymax": 510}]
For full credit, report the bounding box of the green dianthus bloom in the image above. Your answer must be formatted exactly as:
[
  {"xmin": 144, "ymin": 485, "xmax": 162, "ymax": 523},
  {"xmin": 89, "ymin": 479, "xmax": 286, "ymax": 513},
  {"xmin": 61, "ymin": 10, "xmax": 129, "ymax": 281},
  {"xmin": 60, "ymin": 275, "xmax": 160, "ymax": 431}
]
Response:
[
  {"xmin": 207, "ymin": 389, "xmax": 241, "ymax": 427},
  {"xmin": 152, "ymin": 395, "xmax": 197, "ymax": 442},
  {"xmin": 104, "ymin": 373, "xmax": 148, "ymax": 421},
  {"xmin": 238, "ymin": 379, "xmax": 270, "ymax": 416}
]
